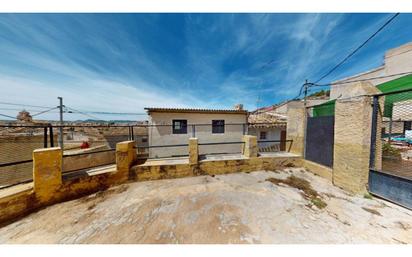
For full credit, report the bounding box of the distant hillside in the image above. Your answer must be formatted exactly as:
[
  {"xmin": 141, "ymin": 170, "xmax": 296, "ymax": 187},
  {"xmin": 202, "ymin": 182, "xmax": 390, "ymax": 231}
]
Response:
[{"xmin": 308, "ymin": 90, "xmax": 330, "ymax": 98}]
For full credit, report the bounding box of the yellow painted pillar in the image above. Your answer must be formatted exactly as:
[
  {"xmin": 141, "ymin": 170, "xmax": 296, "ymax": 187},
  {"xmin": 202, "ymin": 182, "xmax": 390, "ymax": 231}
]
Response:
[
  {"xmin": 33, "ymin": 147, "xmax": 62, "ymax": 202},
  {"xmin": 116, "ymin": 141, "xmax": 136, "ymax": 179},
  {"xmin": 242, "ymin": 135, "xmax": 257, "ymax": 158},
  {"xmin": 189, "ymin": 138, "xmax": 198, "ymax": 165}
]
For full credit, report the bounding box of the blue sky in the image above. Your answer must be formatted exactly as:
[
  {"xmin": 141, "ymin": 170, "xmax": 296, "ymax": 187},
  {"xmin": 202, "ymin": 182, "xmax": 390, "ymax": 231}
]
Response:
[{"xmin": 1, "ymin": 13, "xmax": 412, "ymax": 121}]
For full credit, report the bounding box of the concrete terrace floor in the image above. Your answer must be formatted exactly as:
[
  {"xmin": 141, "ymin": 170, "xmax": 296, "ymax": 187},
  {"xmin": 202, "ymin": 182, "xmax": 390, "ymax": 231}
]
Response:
[{"xmin": 1, "ymin": 168, "xmax": 412, "ymax": 243}]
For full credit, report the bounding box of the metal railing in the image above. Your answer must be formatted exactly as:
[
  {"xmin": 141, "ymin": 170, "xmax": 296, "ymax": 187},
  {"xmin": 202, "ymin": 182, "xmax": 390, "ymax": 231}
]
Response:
[
  {"xmin": 257, "ymin": 139, "xmax": 293, "ymax": 153},
  {"xmin": 370, "ymin": 88, "xmax": 412, "ymax": 177},
  {"xmin": 0, "ymin": 122, "xmax": 287, "ymax": 186}
]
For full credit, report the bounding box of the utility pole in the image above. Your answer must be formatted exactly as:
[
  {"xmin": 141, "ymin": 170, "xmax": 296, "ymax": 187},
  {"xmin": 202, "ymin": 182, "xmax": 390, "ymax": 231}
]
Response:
[
  {"xmin": 58, "ymin": 97, "xmax": 64, "ymax": 150},
  {"xmin": 302, "ymin": 80, "xmax": 309, "ymax": 159},
  {"xmin": 303, "ymin": 79, "xmax": 309, "ymax": 109}
]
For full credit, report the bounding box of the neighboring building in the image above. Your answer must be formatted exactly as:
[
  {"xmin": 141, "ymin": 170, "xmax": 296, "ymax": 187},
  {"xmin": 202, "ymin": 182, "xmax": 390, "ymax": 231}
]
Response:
[
  {"xmin": 247, "ymin": 109, "xmax": 287, "ymax": 152},
  {"xmin": 313, "ymin": 42, "xmax": 412, "ymax": 135},
  {"xmin": 330, "ymin": 42, "xmax": 412, "ymax": 99},
  {"xmin": 271, "ymin": 97, "xmax": 330, "ymax": 116},
  {"xmin": 16, "ymin": 110, "xmax": 32, "ymax": 123},
  {"xmin": 145, "ymin": 107, "xmax": 248, "ymax": 158}
]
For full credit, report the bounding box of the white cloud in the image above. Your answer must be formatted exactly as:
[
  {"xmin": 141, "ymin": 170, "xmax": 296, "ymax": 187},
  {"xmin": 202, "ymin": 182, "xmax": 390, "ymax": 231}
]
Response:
[{"xmin": 0, "ymin": 74, "xmax": 209, "ymax": 121}]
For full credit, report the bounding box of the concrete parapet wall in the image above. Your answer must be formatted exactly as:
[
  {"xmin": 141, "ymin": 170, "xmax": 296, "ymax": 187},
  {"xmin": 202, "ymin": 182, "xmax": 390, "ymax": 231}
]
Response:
[
  {"xmin": 62, "ymin": 150, "xmax": 116, "ymax": 173},
  {"xmin": 0, "ymin": 149, "xmax": 301, "ymax": 224},
  {"xmin": 131, "ymin": 155, "xmax": 302, "ymax": 182}
]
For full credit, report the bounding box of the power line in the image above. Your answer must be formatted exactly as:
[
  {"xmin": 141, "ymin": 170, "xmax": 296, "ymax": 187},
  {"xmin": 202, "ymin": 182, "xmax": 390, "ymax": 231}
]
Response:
[
  {"xmin": 293, "ymin": 71, "xmax": 412, "ymax": 100},
  {"xmin": 291, "ymin": 82, "xmax": 309, "ymax": 100},
  {"xmin": 0, "ymin": 113, "xmax": 16, "ymax": 119},
  {"xmin": 65, "ymin": 106, "xmax": 102, "ymax": 121},
  {"xmin": 76, "ymin": 111, "xmax": 147, "ymax": 116},
  {"xmin": 314, "ymin": 71, "xmax": 412, "ymax": 87},
  {"xmin": 31, "ymin": 106, "xmax": 59, "ymax": 117},
  {"xmin": 0, "ymin": 107, "xmax": 59, "ymax": 112},
  {"xmin": 0, "ymin": 101, "xmax": 53, "ymax": 109},
  {"xmin": 314, "ymin": 13, "xmax": 400, "ymax": 84}
]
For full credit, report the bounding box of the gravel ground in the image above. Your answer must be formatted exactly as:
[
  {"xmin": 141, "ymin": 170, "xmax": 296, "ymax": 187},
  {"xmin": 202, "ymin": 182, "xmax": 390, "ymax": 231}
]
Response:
[{"xmin": 0, "ymin": 168, "xmax": 411, "ymax": 244}]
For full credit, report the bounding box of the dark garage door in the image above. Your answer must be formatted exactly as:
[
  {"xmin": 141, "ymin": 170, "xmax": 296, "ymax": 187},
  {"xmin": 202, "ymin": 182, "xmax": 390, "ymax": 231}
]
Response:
[{"xmin": 305, "ymin": 116, "xmax": 334, "ymax": 167}]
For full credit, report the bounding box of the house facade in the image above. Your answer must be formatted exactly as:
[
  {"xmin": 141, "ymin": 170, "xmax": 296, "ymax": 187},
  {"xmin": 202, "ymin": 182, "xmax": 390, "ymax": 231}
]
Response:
[
  {"xmin": 330, "ymin": 42, "xmax": 412, "ymax": 99},
  {"xmin": 247, "ymin": 109, "xmax": 287, "ymax": 152},
  {"xmin": 145, "ymin": 107, "xmax": 248, "ymax": 158}
]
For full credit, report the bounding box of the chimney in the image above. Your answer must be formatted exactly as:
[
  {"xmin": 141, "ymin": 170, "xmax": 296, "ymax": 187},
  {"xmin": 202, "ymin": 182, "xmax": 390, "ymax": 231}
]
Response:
[{"xmin": 234, "ymin": 104, "xmax": 243, "ymax": 111}]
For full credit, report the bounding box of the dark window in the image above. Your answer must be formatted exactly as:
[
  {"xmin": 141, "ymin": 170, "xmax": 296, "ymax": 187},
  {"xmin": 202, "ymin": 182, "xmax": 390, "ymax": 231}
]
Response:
[
  {"xmin": 172, "ymin": 120, "xmax": 187, "ymax": 134},
  {"xmin": 260, "ymin": 131, "xmax": 267, "ymax": 140},
  {"xmin": 142, "ymin": 137, "xmax": 148, "ymax": 143},
  {"xmin": 212, "ymin": 120, "xmax": 225, "ymax": 134}
]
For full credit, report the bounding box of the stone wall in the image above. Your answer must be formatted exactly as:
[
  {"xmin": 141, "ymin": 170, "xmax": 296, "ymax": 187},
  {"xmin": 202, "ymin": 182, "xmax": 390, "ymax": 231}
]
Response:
[
  {"xmin": 302, "ymin": 160, "xmax": 333, "ymax": 181},
  {"xmin": 287, "ymin": 84, "xmax": 383, "ymax": 194},
  {"xmin": 333, "ymin": 96, "xmax": 378, "ymax": 194},
  {"xmin": 286, "ymin": 106, "xmax": 305, "ymax": 155}
]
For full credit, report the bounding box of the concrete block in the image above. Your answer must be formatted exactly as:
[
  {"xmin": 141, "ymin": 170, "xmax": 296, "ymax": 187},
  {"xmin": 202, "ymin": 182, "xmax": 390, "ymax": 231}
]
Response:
[
  {"xmin": 242, "ymin": 135, "xmax": 257, "ymax": 158},
  {"xmin": 116, "ymin": 141, "xmax": 136, "ymax": 177},
  {"xmin": 189, "ymin": 138, "xmax": 198, "ymax": 165},
  {"xmin": 33, "ymin": 147, "xmax": 62, "ymax": 201}
]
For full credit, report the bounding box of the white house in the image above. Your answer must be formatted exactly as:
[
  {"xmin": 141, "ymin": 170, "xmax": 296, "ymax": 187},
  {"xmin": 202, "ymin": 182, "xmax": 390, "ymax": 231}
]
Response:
[
  {"xmin": 247, "ymin": 109, "xmax": 287, "ymax": 152},
  {"xmin": 145, "ymin": 107, "xmax": 248, "ymax": 158},
  {"xmin": 330, "ymin": 42, "xmax": 412, "ymax": 99}
]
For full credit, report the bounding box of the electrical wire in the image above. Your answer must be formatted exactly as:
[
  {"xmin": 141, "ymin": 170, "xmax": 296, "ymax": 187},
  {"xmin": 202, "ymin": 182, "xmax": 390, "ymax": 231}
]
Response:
[
  {"xmin": 31, "ymin": 106, "xmax": 59, "ymax": 117},
  {"xmin": 0, "ymin": 113, "xmax": 16, "ymax": 119},
  {"xmin": 314, "ymin": 71, "xmax": 412, "ymax": 87},
  {"xmin": 65, "ymin": 106, "xmax": 102, "ymax": 121},
  {"xmin": 0, "ymin": 101, "xmax": 53, "ymax": 109},
  {"xmin": 0, "ymin": 107, "xmax": 60, "ymax": 113},
  {"xmin": 76, "ymin": 111, "xmax": 147, "ymax": 116},
  {"xmin": 314, "ymin": 13, "xmax": 400, "ymax": 83}
]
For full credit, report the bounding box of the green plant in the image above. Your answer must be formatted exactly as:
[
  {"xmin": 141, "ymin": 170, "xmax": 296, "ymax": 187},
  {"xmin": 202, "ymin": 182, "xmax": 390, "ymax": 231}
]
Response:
[
  {"xmin": 382, "ymin": 143, "xmax": 401, "ymax": 158},
  {"xmin": 266, "ymin": 175, "xmax": 327, "ymax": 209},
  {"xmin": 363, "ymin": 193, "xmax": 373, "ymax": 200},
  {"xmin": 311, "ymin": 198, "xmax": 327, "ymax": 209}
]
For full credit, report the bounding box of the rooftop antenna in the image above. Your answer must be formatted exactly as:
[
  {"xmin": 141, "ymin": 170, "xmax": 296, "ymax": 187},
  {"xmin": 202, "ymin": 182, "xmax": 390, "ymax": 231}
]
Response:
[{"xmin": 256, "ymin": 94, "xmax": 262, "ymax": 115}]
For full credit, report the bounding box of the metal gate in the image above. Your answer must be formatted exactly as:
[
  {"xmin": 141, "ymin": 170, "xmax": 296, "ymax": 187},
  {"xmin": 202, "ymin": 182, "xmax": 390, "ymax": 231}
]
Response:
[
  {"xmin": 305, "ymin": 114, "xmax": 335, "ymax": 168},
  {"xmin": 369, "ymin": 87, "xmax": 412, "ymax": 209}
]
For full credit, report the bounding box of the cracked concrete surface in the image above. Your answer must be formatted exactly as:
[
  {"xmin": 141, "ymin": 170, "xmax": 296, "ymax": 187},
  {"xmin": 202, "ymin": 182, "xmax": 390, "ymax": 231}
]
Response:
[{"xmin": 0, "ymin": 168, "xmax": 411, "ymax": 244}]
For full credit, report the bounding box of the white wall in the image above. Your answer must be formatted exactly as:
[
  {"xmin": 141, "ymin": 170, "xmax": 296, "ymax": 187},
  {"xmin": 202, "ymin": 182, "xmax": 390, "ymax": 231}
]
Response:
[
  {"xmin": 148, "ymin": 112, "xmax": 247, "ymax": 158},
  {"xmin": 248, "ymin": 127, "xmax": 283, "ymax": 151},
  {"xmin": 330, "ymin": 42, "xmax": 412, "ymax": 99}
]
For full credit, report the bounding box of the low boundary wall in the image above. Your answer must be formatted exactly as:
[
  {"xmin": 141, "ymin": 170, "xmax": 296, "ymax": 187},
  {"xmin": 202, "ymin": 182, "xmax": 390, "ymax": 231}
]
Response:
[
  {"xmin": 62, "ymin": 150, "xmax": 116, "ymax": 173},
  {"xmin": 0, "ymin": 137, "xmax": 302, "ymax": 225}
]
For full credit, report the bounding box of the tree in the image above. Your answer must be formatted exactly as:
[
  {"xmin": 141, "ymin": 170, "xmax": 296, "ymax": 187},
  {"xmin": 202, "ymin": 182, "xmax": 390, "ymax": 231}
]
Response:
[{"xmin": 16, "ymin": 110, "xmax": 33, "ymax": 123}]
